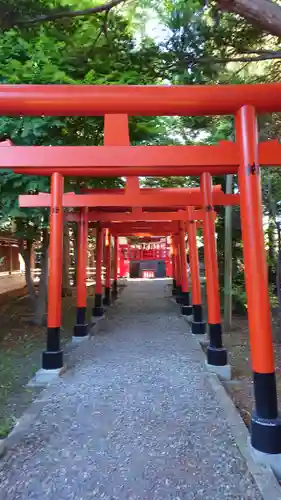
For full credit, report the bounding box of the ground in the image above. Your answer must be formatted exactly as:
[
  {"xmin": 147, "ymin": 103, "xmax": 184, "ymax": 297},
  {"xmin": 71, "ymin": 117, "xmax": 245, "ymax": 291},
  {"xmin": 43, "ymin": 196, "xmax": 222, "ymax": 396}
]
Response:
[
  {"xmin": 223, "ymin": 313, "xmax": 281, "ymax": 428},
  {"xmin": 0, "ymin": 279, "xmax": 265, "ymax": 499},
  {"xmin": 1, "ymin": 278, "xmax": 281, "ymax": 439},
  {"xmin": 0, "ymin": 273, "xmax": 25, "ymax": 296},
  {"xmin": 0, "ymin": 283, "xmax": 96, "ymax": 437}
]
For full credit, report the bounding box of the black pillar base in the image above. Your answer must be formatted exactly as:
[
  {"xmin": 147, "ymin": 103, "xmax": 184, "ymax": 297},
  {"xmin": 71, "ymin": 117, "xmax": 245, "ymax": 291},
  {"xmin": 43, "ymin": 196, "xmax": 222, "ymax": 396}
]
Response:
[
  {"xmin": 176, "ymin": 295, "xmax": 183, "ymax": 304},
  {"xmin": 73, "ymin": 323, "xmax": 88, "ymax": 337},
  {"xmin": 92, "ymin": 306, "xmax": 104, "ymax": 317},
  {"xmin": 92, "ymin": 293, "xmax": 104, "ymax": 317},
  {"xmin": 103, "ymin": 287, "xmax": 111, "ymax": 306},
  {"xmin": 207, "ymin": 346, "xmax": 228, "ymax": 366},
  {"xmin": 251, "ymin": 412, "xmax": 281, "ymax": 454},
  {"xmin": 76, "ymin": 306, "xmax": 86, "ymax": 325},
  {"xmin": 42, "ymin": 350, "xmax": 63, "ymax": 370},
  {"xmin": 193, "ymin": 304, "xmax": 203, "ymax": 322},
  {"xmin": 181, "ymin": 304, "xmax": 193, "ymax": 316},
  {"xmin": 175, "ymin": 285, "xmax": 182, "ymax": 301},
  {"xmin": 191, "ymin": 305, "xmax": 205, "ymax": 334},
  {"xmin": 172, "ymin": 279, "xmax": 177, "ymax": 296},
  {"xmin": 192, "ymin": 321, "xmax": 206, "ymax": 335},
  {"xmin": 112, "ymin": 280, "xmax": 118, "ymax": 300},
  {"xmin": 177, "ymin": 291, "xmax": 191, "ymax": 305}
]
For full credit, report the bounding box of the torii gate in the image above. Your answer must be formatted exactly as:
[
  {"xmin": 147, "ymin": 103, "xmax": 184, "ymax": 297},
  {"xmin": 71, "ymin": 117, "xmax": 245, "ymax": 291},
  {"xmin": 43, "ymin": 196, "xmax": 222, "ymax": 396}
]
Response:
[
  {"xmin": 2, "ymin": 83, "xmax": 281, "ymax": 468},
  {"xmin": 19, "ymin": 189, "xmax": 224, "ymax": 330}
]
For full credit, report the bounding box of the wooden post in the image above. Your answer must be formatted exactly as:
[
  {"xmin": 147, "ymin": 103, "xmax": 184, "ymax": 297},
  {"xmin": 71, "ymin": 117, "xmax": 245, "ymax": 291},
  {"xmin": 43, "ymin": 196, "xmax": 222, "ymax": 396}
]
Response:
[
  {"xmin": 92, "ymin": 224, "xmax": 104, "ymax": 318},
  {"xmin": 43, "ymin": 173, "xmax": 64, "ymax": 371},
  {"xmin": 103, "ymin": 228, "xmax": 111, "ymax": 306},
  {"xmin": 201, "ymin": 173, "xmax": 230, "ymax": 378},
  {"xmin": 174, "ymin": 231, "xmax": 182, "ymax": 299},
  {"xmin": 171, "ymin": 235, "xmax": 177, "ymax": 295},
  {"xmin": 112, "ymin": 235, "xmax": 119, "ymax": 299},
  {"xmin": 73, "ymin": 207, "xmax": 88, "ymax": 339},
  {"xmin": 186, "ymin": 212, "xmax": 206, "ymax": 334},
  {"xmin": 224, "ymin": 174, "xmax": 233, "ymax": 331},
  {"xmin": 178, "ymin": 221, "xmax": 192, "ymax": 315},
  {"xmin": 236, "ymin": 105, "xmax": 281, "ymax": 456}
]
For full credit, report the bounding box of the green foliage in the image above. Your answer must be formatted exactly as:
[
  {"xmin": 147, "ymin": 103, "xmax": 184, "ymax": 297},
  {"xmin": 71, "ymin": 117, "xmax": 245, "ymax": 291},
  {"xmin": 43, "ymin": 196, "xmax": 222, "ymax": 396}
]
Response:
[
  {"xmin": 1, "ymin": 0, "xmax": 281, "ymax": 314},
  {"xmin": 0, "ymin": 3, "xmax": 168, "ymax": 242}
]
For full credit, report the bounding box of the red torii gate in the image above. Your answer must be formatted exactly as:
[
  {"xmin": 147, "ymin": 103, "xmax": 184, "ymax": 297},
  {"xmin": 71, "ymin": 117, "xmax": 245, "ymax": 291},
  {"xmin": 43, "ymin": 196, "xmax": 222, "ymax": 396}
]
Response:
[
  {"xmin": 19, "ymin": 188, "xmax": 221, "ymax": 325},
  {"xmin": 2, "ymin": 83, "xmax": 281, "ymax": 468}
]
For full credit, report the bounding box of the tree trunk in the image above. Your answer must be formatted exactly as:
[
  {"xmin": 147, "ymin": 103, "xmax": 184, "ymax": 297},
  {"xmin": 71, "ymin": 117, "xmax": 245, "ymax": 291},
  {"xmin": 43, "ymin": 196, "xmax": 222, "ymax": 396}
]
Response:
[
  {"xmin": 33, "ymin": 229, "xmax": 49, "ymax": 326},
  {"xmin": 267, "ymin": 218, "xmax": 276, "ymax": 286},
  {"xmin": 62, "ymin": 222, "xmax": 72, "ymax": 296},
  {"xmin": 276, "ymin": 221, "xmax": 281, "ymax": 342},
  {"xmin": 218, "ymin": 0, "xmax": 281, "ymax": 38},
  {"xmin": 19, "ymin": 239, "xmax": 37, "ymax": 307}
]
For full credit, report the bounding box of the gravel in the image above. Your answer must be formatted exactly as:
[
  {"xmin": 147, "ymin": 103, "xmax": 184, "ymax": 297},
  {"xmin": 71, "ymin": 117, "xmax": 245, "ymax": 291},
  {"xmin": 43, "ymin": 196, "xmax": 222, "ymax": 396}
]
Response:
[{"xmin": 0, "ymin": 279, "xmax": 262, "ymax": 499}]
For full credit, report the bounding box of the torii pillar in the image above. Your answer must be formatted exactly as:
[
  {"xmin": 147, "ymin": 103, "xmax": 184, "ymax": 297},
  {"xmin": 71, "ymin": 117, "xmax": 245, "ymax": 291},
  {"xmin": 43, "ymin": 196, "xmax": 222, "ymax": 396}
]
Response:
[
  {"xmin": 112, "ymin": 235, "xmax": 119, "ymax": 299},
  {"xmin": 236, "ymin": 105, "xmax": 281, "ymax": 463},
  {"xmin": 41, "ymin": 173, "xmax": 64, "ymax": 379},
  {"xmin": 171, "ymin": 236, "xmax": 177, "ymax": 295},
  {"xmin": 174, "ymin": 232, "xmax": 182, "ymax": 300},
  {"xmin": 201, "ymin": 173, "xmax": 230, "ymax": 380},
  {"xmin": 73, "ymin": 207, "xmax": 88, "ymax": 341},
  {"xmin": 92, "ymin": 224, "xmax": 104, "ymax": 319},
  {"xmin": 178, "ymin": 221, "xmax": 192, "ymax": 315},
  {"xmin": 186, "ymin": 213, "xmax": 206, "ymax": 335},
  {"xmin": 103, "ymin": 228, "xmax": 111, "ymax": 306}
]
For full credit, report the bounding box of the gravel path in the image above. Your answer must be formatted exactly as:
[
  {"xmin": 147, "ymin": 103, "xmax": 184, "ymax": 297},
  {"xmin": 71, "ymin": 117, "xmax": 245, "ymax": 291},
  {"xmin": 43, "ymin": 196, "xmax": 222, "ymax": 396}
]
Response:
[{"xmin": 0, "ymin": 279, "xmax": 262, "ymax": 500}]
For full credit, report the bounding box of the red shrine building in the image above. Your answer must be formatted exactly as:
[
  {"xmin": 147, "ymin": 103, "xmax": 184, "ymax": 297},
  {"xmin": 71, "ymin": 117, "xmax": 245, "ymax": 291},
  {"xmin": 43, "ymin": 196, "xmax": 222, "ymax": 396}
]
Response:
[{"xmin": 119, "ymin": 237, "xmax": 172, "ymax": 279}]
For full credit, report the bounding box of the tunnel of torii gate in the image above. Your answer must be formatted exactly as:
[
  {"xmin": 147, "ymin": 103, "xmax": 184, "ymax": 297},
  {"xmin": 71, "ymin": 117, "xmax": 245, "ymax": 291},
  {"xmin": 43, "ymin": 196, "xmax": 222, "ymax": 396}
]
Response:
[{"xmin": 3, "ymin": 83, "xmax": 281, "ymax": 468}]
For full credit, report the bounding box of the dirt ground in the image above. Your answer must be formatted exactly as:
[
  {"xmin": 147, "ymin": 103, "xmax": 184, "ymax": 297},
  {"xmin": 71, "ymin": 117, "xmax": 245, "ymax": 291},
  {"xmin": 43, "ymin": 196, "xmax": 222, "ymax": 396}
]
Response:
[
  {"xmin": 223, "ymin": 312, "xmax": 281, "ymax": 428},
  {"xmin": 0, "ymin": 285, "xmax": 96, "ymax": 437}
]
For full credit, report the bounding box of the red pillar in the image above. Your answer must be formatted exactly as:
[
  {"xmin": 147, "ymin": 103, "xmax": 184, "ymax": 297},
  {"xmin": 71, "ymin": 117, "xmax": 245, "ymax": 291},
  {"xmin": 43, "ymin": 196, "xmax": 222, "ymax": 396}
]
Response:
[
  {"xmin": 112, "ymin": 235, "xmax": 119, "ymax": 299},
  {"xmin": 43, "ymin": 173, "xmax": 64, "ymax": 370},
  {"xmin": 201, "ymin": 173, "xmax": 228, "ymax": 371},
  {"xmin": 178, "ymin": 221, "xmax": 192, "ymax": 314},
  {"xmin": 92, "ymin": 224, "xmax": 104, "ymax": 318},
  {"xmin": 170, "ymin": 235, "xmax": 177, "ymax": 295},
  {"xmin": 186, "ymin": 214, "xmax": 206, "ymax": 335},
  {"xmin": 174, "ymin": 232, "xmax": 181, "ymax": 294},
  {"xmin": 236, "ymin": 105, "xmax": 281, "ymax": 455},
  {"xmin": 104, "ymin": 228, "xmax": 111, "ymax": 306},
  {"xmin": 165, "ymin": 240, "xmax": 172, "ymax": 278},
  {"xmin": 73, "ymin": 207, "xmax": 88, "ymax": 338}
]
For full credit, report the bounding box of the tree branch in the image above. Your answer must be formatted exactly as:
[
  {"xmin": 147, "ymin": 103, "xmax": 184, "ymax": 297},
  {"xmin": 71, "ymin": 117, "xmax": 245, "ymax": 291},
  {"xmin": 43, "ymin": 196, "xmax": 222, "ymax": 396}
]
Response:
[
  {"xmin": 185, "ymin": 52, "xmax": 281, "ymax": 64},
  {"xmin": 13, "ymin": 0, "xmax": 128, "ymax": 27},
  {"xmin": 217, "ymin": 0, "xmax": 281, "ymax": 38}
]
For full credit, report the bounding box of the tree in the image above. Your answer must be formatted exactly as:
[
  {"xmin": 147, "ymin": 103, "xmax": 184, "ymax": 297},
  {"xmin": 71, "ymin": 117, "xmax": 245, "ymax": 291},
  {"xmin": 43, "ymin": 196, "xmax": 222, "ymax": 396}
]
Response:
[
  {"xmin": 0, "ymin": 1, "xmax": 169, "ymax": 323},
  {"xmin": 217, "ymin": 0, "xmax": 281, "ymax": 38}
]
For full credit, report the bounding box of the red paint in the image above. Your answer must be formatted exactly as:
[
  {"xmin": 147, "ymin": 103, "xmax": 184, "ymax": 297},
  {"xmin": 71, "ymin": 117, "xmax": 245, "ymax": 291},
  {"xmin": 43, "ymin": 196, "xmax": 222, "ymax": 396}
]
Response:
[
  {"xmin": 236, "ymin": 106, "xmax": 275, "ymax": 374},
  {"xmin": 105, "ymin": 229, "xmax": 111, "ymax": 288},
  {"xmin": 114, "ymin": 236, "xmax": 119, "ymax": 281},
  {"xmin": 95, "ymin": 225, "xmax": 104, "ymax": 295},
  {"xmin": 48, "ymin": 173, "xmax": 64, "ymax": 328},
  {"xmin": 19, "ymin": 192, "xmax": 239, "ymax": 208},
  {"xmin": 77, "ymin": 208, "xmax": 88, "ymax": 308},
  {"xmin": 1, "ymin": 83, "xmax": 281, "ymax": 116},
  {"xmin": 201, "ymin": 173, "xmax": 221, "ymax": 324},
  {"xmin": 179, "ymin": 221, "xmax": 189, "ymax": 293},
  {"xmin": 0, "ymin": 143, "xmax": 236, "ymax": 168},
  {"xmin": 186, "ymin": 213, "xmax": 201, "ymax": 306}
]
